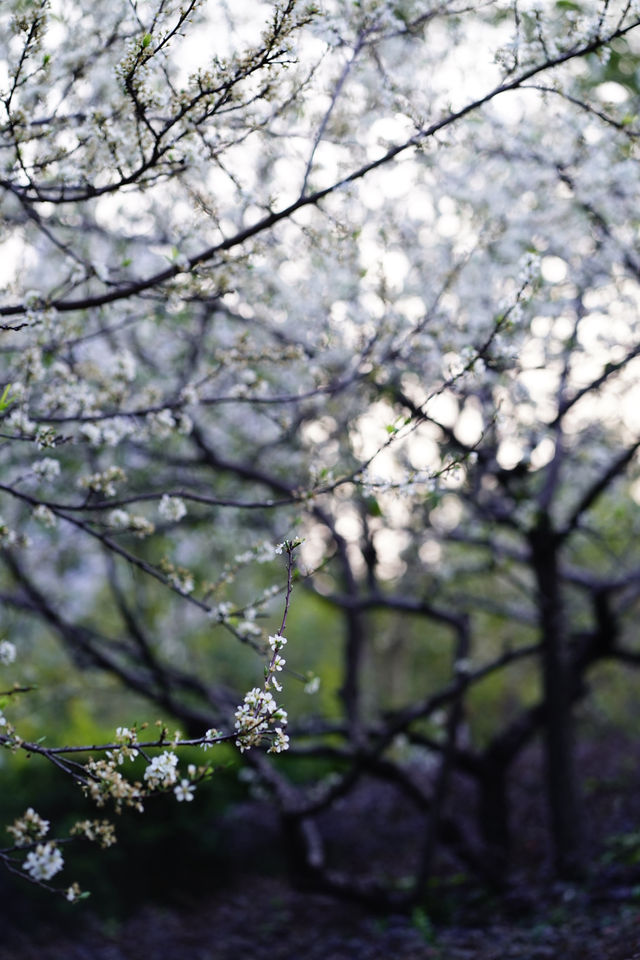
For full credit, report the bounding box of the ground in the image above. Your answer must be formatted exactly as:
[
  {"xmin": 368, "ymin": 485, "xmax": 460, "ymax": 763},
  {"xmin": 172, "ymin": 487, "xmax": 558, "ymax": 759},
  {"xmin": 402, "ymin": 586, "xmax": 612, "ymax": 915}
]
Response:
[
  {"xmin": 3, "ymin": 734, "xmax": 640, "ymax": 958},
  {"xmin": 1, "ymin": 875, "xmax": 640, "ymax": 959}
]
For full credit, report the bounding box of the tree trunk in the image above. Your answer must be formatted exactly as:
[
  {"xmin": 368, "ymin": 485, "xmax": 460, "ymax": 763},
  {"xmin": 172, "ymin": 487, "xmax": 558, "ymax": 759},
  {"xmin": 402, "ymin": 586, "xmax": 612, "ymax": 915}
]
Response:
[
  {"xmin": 478, "ymin": 763, "xmax": 510, "ymax": 883},
  {"xmin": 530, "ymin": 517, "xmax": 583, "ymax": 878}
]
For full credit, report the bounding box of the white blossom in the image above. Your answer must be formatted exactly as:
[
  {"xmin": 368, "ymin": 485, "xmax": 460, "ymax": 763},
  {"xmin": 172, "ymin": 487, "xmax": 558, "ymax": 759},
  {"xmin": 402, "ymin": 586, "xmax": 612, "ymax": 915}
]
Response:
[
  {"xmin": 23, "ymin": 843, "xmax": 64, "ymax": 881},
  {"xmin": 77, "ymin": 467, "xmax": 126, "ymax": 497},
  {"xmin": 0, "ymin": 640, "xmax": 16, "ymax": 665},
  {"xmin": 158, "ymin": 495, "xmax": 187, "ymax": 521},
  {"xmin": 268, "ymin": 634, "xmax": 287, "ymax": 651},
  {"xmin": 268, "ymin": 727, "xmax": 290, "ymax": 754},
  {"xmin": 143, "ymin": 751, "xmax": 179, "ymax": 787},
  {"xmin": 147, "ymin": 409, "xmax": 176, "ymax": 438},
  {"xmin": 127, "ymin": 516, "xmax": 155, "ymax": 538},
  {"xmin": 33, "ymin": 505, "xmax": 57, "ymax": 528},
  {"xmin": 234, "ymin": 686, "xmax": 288, "ymax": 753},
  {"xmin": 7, "ymin": 808, "xmax": 49, "ymax": 846},
  {"xmin": 108, "ymin": 509, "xmax": 131, "ymax": 529},
  {"xmin": 31, "ymin": 458, "xmax": 60, "ymax": 482},
  {"xmin": 113, "ymin": 350, "xmax": 136, "ymax": 382},
  {"xmin": 174, "ymin": 779, "xmax": 195, "ymax": 802},
  {"xmin": 201, "ymin": 728, "xmax": 222, "ymax": 750}
]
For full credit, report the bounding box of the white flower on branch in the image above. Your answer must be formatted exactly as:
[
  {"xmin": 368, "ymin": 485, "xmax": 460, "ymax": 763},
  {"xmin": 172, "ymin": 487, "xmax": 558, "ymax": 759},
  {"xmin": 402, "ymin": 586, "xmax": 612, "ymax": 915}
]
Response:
[
  {"xmin": 31, "ymin": 458, "xmax": 60, "ymax": 482},
  {"xmin": 83, "ymin": 758, "xmax": 144, "ymax": 813},
  {"xmin": 0, "ymin": 517, "xmax": 17, "ymax": 547},
  {"xmin": 35, "ymin": 427, "xmax": 58, "ymax": 450},
  {"xmin": 33, "ymin": 505, "xmax": 57, "ymax": 528},
  {"xmin": 108, "ymin": 509, "xmax": 131, "ymax": 529},
  {"xmin": 127, "ymin": 516, "xmax": 156, "ymax": 539},
  {"xmin": 78, "ymin": 466, "xmax": 127, "ymax": 497},
  {"xmin": 6, "ymin": 410, "xmax": 35, "ymax": 437},
  {"xmin": 0, "ymin": 640, "xmax": 16, "ymax": 666},
  {"xmin": 201, "ymin": 728, "xmax": 222, "ymax": 750},
  {"xmin": 268, "ymin": 727, "xmax": 290, "ymax": 754},
  {"xmin": 23, "ymin": 843, "xmax": 64, "ymax": 881},
  {"xmin": 234, "ymin": 684, "xmax": 289, "ymax": 754},
  {"xmin": 146, "ymin": 409, "xmax": 177, "ymax": 438},
  {"xmin": 70, "ymin": 819, "xmax": 117, "ymax": 849},
  {"xmin": 158, "ymin": 495, "xmax": 187, "ymax": 521},
  {"xmin": 107, "ymin": 510, "xmax": 155, "ymax": 538},
  {"xmin": 143, "ymin": 751, "xmax": 179, "ymax": 788},
  {"xmin": 268, "ymin": 634, "xmax": 287, "ymax": 651},
  {"xmin": 174, "ymin": 779, "xmax": 195, "ymax": 802},
  {"xmin": 7, "ymin": 808, "xmax": 49, "ymax": 846}
]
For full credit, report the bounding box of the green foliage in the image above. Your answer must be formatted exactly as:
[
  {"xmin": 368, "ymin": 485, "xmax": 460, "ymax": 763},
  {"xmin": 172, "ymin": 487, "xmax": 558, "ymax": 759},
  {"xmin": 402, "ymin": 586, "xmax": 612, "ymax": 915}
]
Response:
[
  {"xmin": 411, "ymin": 906, "xmax": 437, "ymax": 944},
  {"xmin": 601, "ymin": 830, "xmax": 640, "ymax": 867}
]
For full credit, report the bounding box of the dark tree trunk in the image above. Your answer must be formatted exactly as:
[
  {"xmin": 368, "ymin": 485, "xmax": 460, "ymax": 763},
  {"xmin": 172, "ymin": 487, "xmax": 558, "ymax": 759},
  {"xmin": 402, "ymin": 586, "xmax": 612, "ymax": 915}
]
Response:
[
  {"xmin": 530, "ymin": 516, "xmax": 583, "ymax": 878},
  {"xmin": 477, "ymin": 762, "xmax": 510, "ymax": 882}
]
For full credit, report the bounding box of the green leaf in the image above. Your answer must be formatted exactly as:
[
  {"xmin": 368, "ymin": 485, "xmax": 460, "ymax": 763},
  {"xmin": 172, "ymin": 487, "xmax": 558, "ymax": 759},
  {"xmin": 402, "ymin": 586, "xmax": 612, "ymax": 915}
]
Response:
[
  {"xmin": 0, "ymin": 383, "xmax": 15, "ymax": 412},
  {"xmin": 141, "ymin": 33, "xmax": 152, "ymax": 48},
  {"xmin": 411, "ymin": 907, "xmax": 436, "ymax": 944},
  {"xmin": 365, "ymin": 497, "xmax": 383, "ymax": 518}
]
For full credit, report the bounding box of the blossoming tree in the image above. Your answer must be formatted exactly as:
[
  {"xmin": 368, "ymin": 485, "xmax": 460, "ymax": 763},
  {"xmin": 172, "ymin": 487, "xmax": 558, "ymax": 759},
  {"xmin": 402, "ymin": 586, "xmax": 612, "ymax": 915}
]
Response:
[{"xmin": 1, "ymin": 0, "xmax": 640, "ymax": 905}]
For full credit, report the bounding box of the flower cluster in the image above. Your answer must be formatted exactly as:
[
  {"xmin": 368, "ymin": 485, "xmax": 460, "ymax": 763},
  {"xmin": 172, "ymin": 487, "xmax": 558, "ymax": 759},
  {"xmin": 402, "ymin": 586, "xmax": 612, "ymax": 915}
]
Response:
[
  {"xmin": 143, "ymin": 751, "xmax": 179, "ymax": 788},
  {"xmin": 31, "ymin": 458, "xmax": 60, "ymax": 481},
  {"xmin": 33, "ymin": 505, "xmax": 57, "ymax": 528},
  {"xmin": 266, "ymin": 634, "xmax": 288, "ymax": 693},
  {"xmin": 24, "ymin": 842, "xmax": 64, "ymax": 881},
  {"xmin": 105, "ymin": 726, "xmax": 139, "ymax": 765},
  {"xmin": 115, "ymin": 726, "xmax": 137, "ymax": 742},
  {"xmin": 0, "ymin": 516, "xmax": 18, "ymax": 547},
  {"xmin": 66, "ymin": 882, "xmax": 82, "ymax": 902},
  {"xmin": 200, "ymin": 728, "xmax": 222, "ymax": 750},
  {"xmin": 160, "ymin": 558, "xmax": 195, "ymax": 595},
  {"xmin": 81, "ymin": 417, "xmax": 136, "ymax": 448},
  {"xmin": 146, "ymin": 410, "xmax": 174, "ymax": 438},
  {"xmin": 234, "ymin": 682, "xmax": 289, "ymax": 754},
  {"xmin": 82, "ymin": 758, "xmax": 144, "ymax": 813},
  {"xmin": 209, "ymin": 601, "xmax": 234, "ymax": 623},
  {"xmin": 0, "ymin": 640, "xmax": 16, "ymax": 665},
  {"xmin": 77, "ymin": 466, "xmax": 127, "ymax": 497},
  {"xmin": 7, "ymin": 807, "xmax": 49, "ymax": 847},
  {"xmin": 70, "ymin": 819, "xmax": 117, "ymax": 849},
  {"xmin": 158, "ymin": 495, "xmax": 187, "ymax": 521},
  {"xmin": 108, "ymin": 510, "xmax": 155, "ymax": 537}
]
